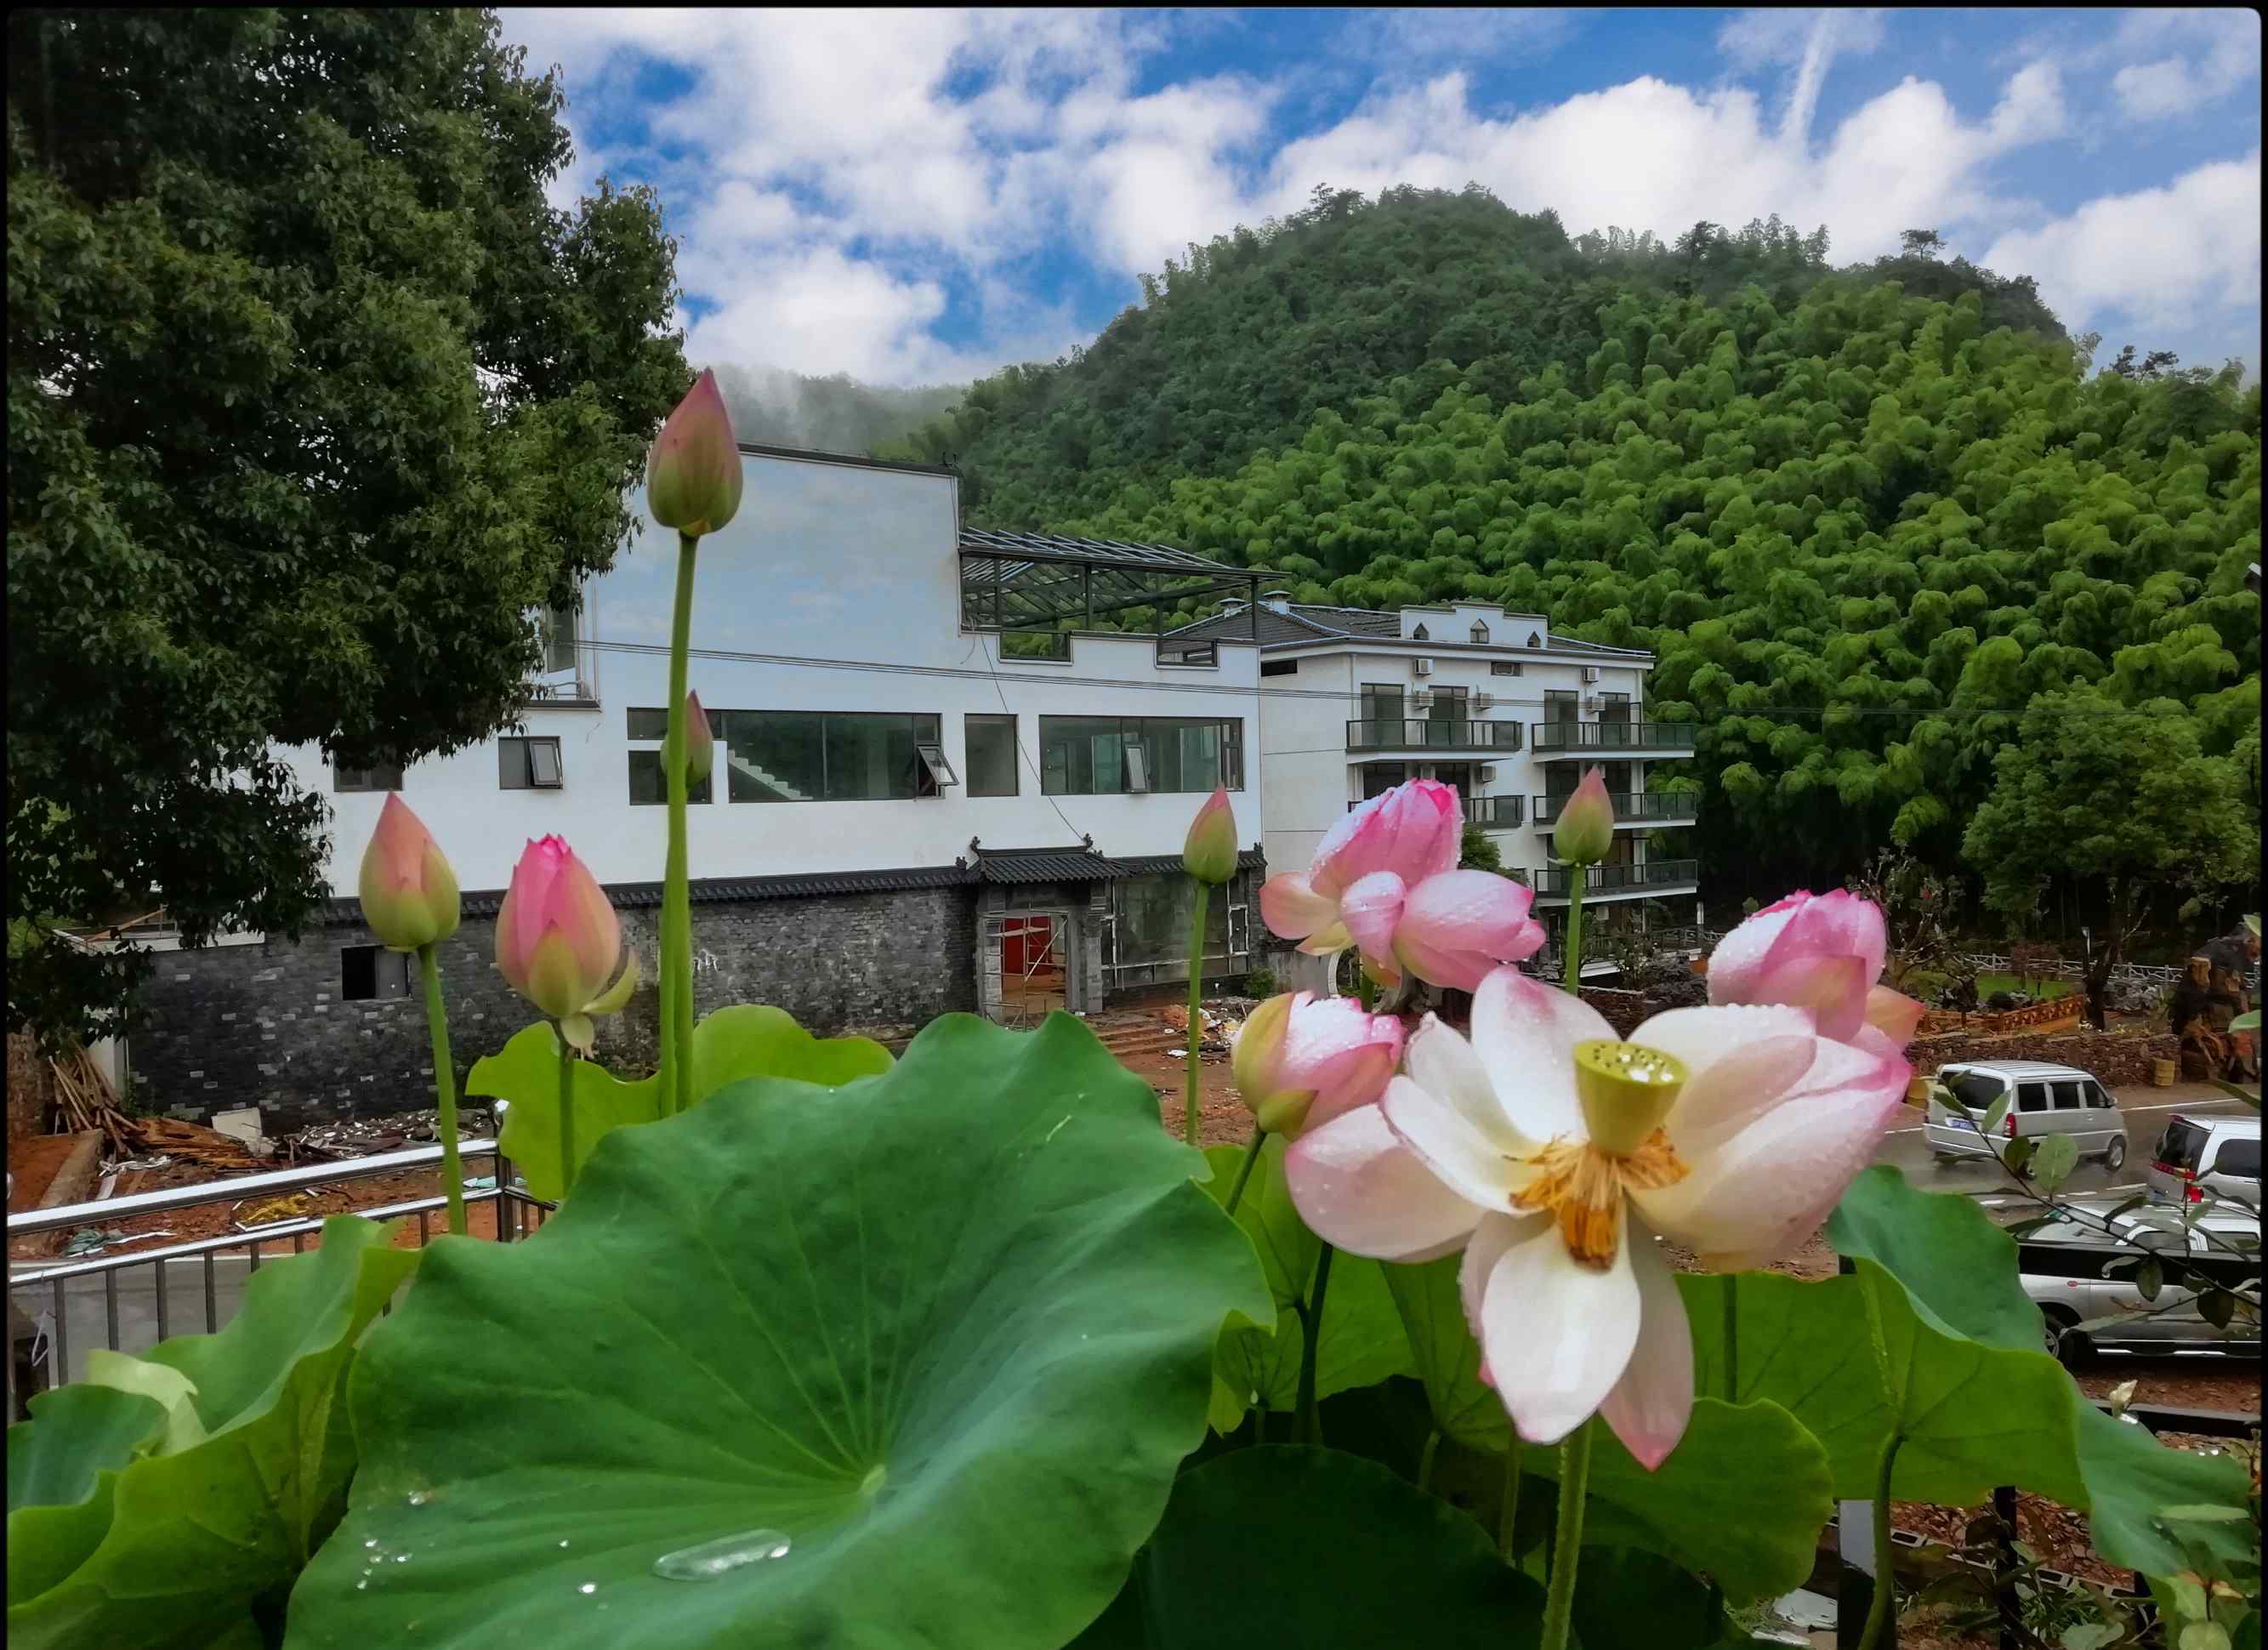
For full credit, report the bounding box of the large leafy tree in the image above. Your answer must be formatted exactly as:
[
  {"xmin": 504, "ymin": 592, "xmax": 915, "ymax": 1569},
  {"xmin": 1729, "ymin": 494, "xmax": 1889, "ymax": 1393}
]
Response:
[
  {"xmin": 1962, "ymin": 687, "xmax": 2257, "ymax": 1027},
  {"xmin": 7, "ymin": 9, "xmax": 688, "ymax": 1044}
]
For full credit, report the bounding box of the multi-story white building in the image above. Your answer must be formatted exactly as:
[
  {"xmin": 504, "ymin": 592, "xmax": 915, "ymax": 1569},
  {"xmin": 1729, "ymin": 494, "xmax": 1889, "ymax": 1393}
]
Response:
[
  {"xmin": 134, "ymin": 447, "xmax": 1275, "ymax": 1125},
  {"xmin": 1172, "ymin": 596, "xmax": 1700, "ymax": 941}
]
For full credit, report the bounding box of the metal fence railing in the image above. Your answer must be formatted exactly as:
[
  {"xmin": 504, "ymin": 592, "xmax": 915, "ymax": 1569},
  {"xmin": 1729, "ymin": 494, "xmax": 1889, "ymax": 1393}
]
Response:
[{"xmin": 7, "ymin": 1135, "xmax": 560, "ymax": 1420}]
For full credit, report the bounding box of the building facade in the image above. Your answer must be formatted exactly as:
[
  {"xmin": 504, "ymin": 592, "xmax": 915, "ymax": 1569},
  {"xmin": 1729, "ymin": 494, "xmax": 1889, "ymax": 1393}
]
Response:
[
  {"xmin": 1172, "ymin": 597, "xmax": 1699, "ymax": 953},
  {"xmin": 129, "ymin": 447, "xmax": 1272, "ymax": 1128}
]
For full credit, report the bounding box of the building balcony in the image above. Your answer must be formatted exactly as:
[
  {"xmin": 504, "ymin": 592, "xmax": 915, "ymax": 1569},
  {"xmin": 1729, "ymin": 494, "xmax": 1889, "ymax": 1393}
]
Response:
[
  {"xmin": 1346, "ymin": 718, "xmax": 1524, "ymax": 754},
  {"xmin": 1464, "ymin": 794, "xmax": 1526, "ymax": 831},
  {"xmin": 1527, "ymin": 720, "xmax": 1695, "ymax": 759},
  {"xmin": 1531, "ymin": 791, "xmax": 1697, "ymax": 828},
  {"xmin": 1532, "ymin": 858, "xmax": 1700, "ymax": 904}
]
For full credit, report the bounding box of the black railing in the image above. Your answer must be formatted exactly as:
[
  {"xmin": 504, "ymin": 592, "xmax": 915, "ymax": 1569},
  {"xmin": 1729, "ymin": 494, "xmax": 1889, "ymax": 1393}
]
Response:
[
  {"xmin": 1533, "ymin": 858, "xmax": 1700, "ymax": 898},
  {"xmin": 1532, "ymin": 791, "xmax": 1698, "ymax": 827},
  {"xmin": 1528, "ymin": 720, "xmax": 1696, "ymax": 754},
  {"xmin": 1464, "ymin": 794, "xmax": 1526, "ymax": 829},
  {"xmin": 1346, "ymin": 718, "xmax": 1524, "ymax": 753}
]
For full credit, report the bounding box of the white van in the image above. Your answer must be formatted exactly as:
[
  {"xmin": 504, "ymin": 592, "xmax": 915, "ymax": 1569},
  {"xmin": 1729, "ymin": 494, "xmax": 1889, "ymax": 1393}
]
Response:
[{"xmin": 1925, "ymin": 1060, "xmax": 2129, "ymax": 1172}]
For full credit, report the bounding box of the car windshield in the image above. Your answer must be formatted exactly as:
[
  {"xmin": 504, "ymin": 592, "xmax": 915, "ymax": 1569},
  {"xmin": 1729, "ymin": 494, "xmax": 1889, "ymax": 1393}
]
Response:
[
  {"xmin": 2157, "ymin": 1118, "xmax": 2211, "ymax": 1173},
  {"xmin": 1945, "ymin": 1071, "xmax": 2003, "ymax": 1112}
]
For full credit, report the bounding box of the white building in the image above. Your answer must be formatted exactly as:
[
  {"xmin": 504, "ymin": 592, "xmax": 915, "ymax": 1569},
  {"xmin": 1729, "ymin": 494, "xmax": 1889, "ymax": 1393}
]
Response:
[
  {"xmin": 136, "ymin": 447, "xmax": 1273, "ymax": 1124},
  {"xmin": 1171, "ymin": 596, "xmax": 1699, "ymax": 941}
]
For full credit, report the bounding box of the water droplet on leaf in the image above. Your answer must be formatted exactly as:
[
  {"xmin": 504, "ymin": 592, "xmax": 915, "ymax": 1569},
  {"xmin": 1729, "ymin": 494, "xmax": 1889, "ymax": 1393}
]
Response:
[
  {"xmin": 578, "ymin": 1583, "xmax": 598, "ymax": 1596},
  {"xmin": 653, "ymin": 1528, "xmax": 793, "ymax": 1580}
]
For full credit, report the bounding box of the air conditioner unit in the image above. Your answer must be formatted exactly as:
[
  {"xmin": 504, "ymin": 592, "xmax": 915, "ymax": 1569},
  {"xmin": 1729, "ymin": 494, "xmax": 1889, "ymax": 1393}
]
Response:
[
  {"xmin": 1413, "ymin": 657, "xmax": 1435, "ymax": 677},
  {"xmin": 1472, "ymin": 693, "xmax": 1495, "ymax": 710},
  {"xmin": 1581, "ymin": 666, "xmax": 1601, "ymax": 684},
  {"xmin": 1477, "ymin": 765, "xmax": 1497, "ymax": 784},
  {"xmin": 1408, "ymin": 689, "xmax": 1433, "ymax": 710}
]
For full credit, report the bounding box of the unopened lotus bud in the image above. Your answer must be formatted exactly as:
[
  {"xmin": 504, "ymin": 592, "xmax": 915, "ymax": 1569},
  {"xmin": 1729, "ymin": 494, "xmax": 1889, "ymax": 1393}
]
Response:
[
  {"xmin": 1231, "ymin": 991, "xmax": 1402, "ymax": 1138},
  {"xmin": 496, "ymin": 835, "xmax": 633, "ymax": 1027},
  {"xmin": 685, "ymin": 691, "xmax": 713, "ymax": 785},
  {"xmin": 1182, "ymin": 787, "xmax": 1238, "ymax": 885},
  {"xmin": 646, "ymin": 369, "xmax": 743, "ymax": 538},
  {"xmin": 357, "ymin": 795, "xmax": 460, "ymax": 952},
  {"xmin": 1552, "ymin": 767, "xmax": 1615, "ymax": 867}
]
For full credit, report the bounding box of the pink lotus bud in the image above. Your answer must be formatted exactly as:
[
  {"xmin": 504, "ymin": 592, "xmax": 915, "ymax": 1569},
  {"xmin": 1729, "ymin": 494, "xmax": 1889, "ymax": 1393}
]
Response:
[
  {"xmin": 1182, "ymin": 787, "xmax": 1238, "ymax": 885},
  {"xmin": 356, "ymin": 796, "xmax": 460, "ymax": 953},
  {"xmin": 1551, "ymin": 768, "xmax": 1615, "ymax": 866},
  {"xmin": 645, "ymin": 369, "xmax": 743, "ymax": 538},
  {"xmin": 1231, "ymin": 991, "xmax": 1404, "ymax": 1138},
  {"xmin": 685, "ymin": 691, "xmax": 713, "ymax": 785},
  {"xmin": 495, "ymin": 836, "xmax": 637, "ymax": 1033},
  {"xmin": 1707, "ymin": 890, "xmax": 1891, "ymax": 1048}
]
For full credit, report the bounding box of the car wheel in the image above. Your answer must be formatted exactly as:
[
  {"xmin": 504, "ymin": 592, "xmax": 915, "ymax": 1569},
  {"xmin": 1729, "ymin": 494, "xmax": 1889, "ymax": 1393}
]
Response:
[
  {"xmin": 2042, "ymin": 1307, "xmax": 2090, "ymax": 1369},
  {"xmin": 2102, "ymin": 1136, "xmax": 2127, "ymax": 1172}
]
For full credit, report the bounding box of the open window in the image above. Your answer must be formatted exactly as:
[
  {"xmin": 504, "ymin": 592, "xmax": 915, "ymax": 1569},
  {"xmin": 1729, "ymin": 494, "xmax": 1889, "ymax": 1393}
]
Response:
[
  {"xmin": 913, "ymin": 742, "xmax": 958, "ymax": 797},
  {"xmin": 499, "ymin": 736, "xmax": 564, "ymax": 790},
  {"xmin": 1124, "ymin": 743, "xmax": 1151, "ymax": 794},
  {"xmin": 334, "ymin": 759, "xmax": 404, "ymax": 793}
]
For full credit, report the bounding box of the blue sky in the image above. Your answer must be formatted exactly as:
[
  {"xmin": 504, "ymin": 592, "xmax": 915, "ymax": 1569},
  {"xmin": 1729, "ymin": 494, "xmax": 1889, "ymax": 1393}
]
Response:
[{"xmin": 501, "ymin": 7, "xmax": 2262, "ymax": 393}]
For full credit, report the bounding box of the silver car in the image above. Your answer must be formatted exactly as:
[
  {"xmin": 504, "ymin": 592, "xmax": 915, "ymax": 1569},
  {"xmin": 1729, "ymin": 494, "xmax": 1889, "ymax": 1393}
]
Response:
[
  {"xmin": 2146, "ymin": 1114, "xmax": 2262, "ymax": 1209},
  {"xmin": 2020, "ymin": 1202, "xmax": 2262, "ymax": 1368},
  {"xmin": 1925, "ymin": 1060, "xmax": 2130, "ymax": 1173}
]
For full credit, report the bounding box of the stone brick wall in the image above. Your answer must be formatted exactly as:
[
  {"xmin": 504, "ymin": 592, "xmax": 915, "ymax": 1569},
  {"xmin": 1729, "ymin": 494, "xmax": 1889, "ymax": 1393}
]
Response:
[
  {"xmin": 130, "ymin": 887, "xmax": 979, "ymax": 1134},
  {"xmin": 1908, "ymin": 1026, "xmax": 2178, "ymax": 1085}
]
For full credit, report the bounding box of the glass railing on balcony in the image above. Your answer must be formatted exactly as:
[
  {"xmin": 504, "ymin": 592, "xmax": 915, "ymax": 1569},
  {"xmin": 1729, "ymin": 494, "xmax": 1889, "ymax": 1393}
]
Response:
[
  {"xmin": 1531, "ymin": 791, "xmax": 1698, "ymax": 827},
  {"xmin": 525, "ymin": 640, "xmax": 600, "ymax": 707},
  {"xmin": 1527, "ymin": 720, "xmax": 1696, "ymax": 754},
  {"xmin": 1532, "ymin": 858, "xmax": 1700, "ymax": 899},
  {"xmin": 1345, "ymin": 718, "xmax": 1525, "ymax": 753},
  {"xmin": 1464, "ymin": 794, "xmax": 1526, "ymax": 830}
]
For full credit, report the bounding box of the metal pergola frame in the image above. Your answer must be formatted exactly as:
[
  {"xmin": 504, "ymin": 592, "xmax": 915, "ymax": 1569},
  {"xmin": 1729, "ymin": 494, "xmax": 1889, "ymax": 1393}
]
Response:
[{"xmin": 958, "ymin": 529, "xmax": 1271, "ymax": 640}]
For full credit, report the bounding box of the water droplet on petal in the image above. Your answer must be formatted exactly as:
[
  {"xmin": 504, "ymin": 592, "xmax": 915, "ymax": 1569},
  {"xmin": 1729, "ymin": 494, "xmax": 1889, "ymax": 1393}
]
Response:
[
  {"xmin": 653, "ymin": 1528, "xmax": 793, "ymax": 1580},
  {"xmin": 356, "ymin": 1580, "xmax": 368, "ymax": 1592},
  {"xmin": 394, "ymin": 1554, "xmax": 410, "ymax": 1564}
]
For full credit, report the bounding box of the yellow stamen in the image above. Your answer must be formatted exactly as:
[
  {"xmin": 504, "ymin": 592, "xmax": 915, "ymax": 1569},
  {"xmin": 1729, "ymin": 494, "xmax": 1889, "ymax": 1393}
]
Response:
[{"xmin": 1512, "ymin": 1129, "xmax": 1692, "ymax": 1271}]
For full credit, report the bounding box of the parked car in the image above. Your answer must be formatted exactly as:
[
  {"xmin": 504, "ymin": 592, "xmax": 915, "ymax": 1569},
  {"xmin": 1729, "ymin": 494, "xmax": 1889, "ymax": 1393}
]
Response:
[
  {"xmin": 2146, "ymin": 1113, "xmax": 2263, "ymax": 1208},
  {"xmin": 1925, "ymin": 1060, "xmax": 2129, "ymax": 1171},
  {"xmin": 2018, "ymin": 1200, "xmax": 2262, "ymax": 1368}
]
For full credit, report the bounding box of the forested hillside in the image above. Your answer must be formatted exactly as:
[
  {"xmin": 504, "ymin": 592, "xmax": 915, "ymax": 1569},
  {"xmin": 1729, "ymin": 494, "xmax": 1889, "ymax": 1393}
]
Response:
[{"xmin": 884, "ymin": 186, "xmax": 2260, "ymax": 918}]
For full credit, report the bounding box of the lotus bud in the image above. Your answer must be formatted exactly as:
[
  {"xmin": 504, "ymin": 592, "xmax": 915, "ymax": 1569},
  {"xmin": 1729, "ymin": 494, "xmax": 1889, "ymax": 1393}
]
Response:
[
  {"xmin": 685, "ymin": 691, "xmax": 713, "ymax": 785},
  {"xmin": 496, "ymin": 835, "xmax": 639, "ymax": 1049},
  {"xmin": 1231, "ymin": 991, "xmax": 1403, "ymax": 1139},
  {"xmin": 645, "ymin": 368, "xmax": 743, "ymax": 538},
  {"xmin": 1552, "ymin": 767, "xmax": 1615, "ymax": 867},
  {"xmin": 356, "ymin": 795, "xmax": 460, "ymax": 952},
  {"xmin": 1182, "ymin": 787, "xmax": 1238, "ymax": 885}
]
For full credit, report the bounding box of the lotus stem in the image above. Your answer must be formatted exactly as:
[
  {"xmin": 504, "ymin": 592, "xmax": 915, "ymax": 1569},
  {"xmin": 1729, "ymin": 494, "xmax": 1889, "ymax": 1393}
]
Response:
[
  {"xmin": 415, "ymin": 944, "xmax": 467, "ymax": 1237},
  {"xmin": 661, "ymin": 531, "xmax": 699, "ymax": 1116},
  {"xmin": 1560, "ymin": 879, "xmax": 1587, "ymax": 995},
  {"xmin": 1538, "ymin": 1425, "xmax": 1594, "ymax": 1650},
  {"xmin": 557, "ymin": 1023, "xmax": 577, "ymax": 1198},
  {"xmin": 1183, "ymin": 879, "xmax": 1210, "ymax": 1147},
  {"xmin": 1224, "ymin": 1127, "xmax": 1265, "ymax": 1217},
  {"xmin": 1418, "ymin": 1427, "xmax": 1441, "ymax": 1494},
  {"xmin": 1856, "ymin": 1433, "xmax": 1904, "ymax": 1650},
  {"xmin": 1295, "ymin": 1241, "xmax": 1335, "ymax": 1445},
  {"xmin": 1498, "ymin": 1433, "xmax": 1524, "ymax": 1564}
]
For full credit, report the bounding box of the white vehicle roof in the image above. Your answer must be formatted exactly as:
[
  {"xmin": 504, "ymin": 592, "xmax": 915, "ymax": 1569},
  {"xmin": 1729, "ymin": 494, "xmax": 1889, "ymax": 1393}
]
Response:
[
  {"xmin": 1941, "ymin": 1060, "xmax": 2098, "ymax": 1080},
  {"xmin": 2162, "ymin": 1113, "xmax": 2261, "ymax": 1138}
]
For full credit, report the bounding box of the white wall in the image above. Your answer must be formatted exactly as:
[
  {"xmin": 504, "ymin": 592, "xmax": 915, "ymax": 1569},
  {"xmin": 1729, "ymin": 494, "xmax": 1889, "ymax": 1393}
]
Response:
[{"xmin": 285, "ymin": 452, "xmax": 1265, "ymax": 893}]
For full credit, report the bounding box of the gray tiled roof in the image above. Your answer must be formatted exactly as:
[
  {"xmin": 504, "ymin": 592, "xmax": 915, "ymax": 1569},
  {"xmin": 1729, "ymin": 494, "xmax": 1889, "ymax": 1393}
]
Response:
[
  {"xmin": 973, "ymin": 847, "xmax": 1124, "ymax": 884},
  {"xmin": 322, "ymin": 865, "xmax": 974, "ymax": 924}
]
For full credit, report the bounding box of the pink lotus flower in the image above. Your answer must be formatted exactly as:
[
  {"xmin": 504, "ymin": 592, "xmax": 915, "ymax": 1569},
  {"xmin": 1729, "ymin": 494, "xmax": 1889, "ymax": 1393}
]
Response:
[
  {"xmin": 1259, "ymin": 780, "xmax": 1542, "ymax": 988},
  {"xmin": 1183, "ymin": 787, "xmax": 1239, "ymax": 885},
  {"xmin": 646, "ymin": 369, "xmax": 743, "ymax": 538},
  {"xmin": 1285, "ymin": 969, "xmax": 1909, "ymax": 1468},
  {"xmin": 1551, "ymin": 767, "xmax": 1615, "ymax": 866},
  {"xmin": 685, "ymin": 691, "xmax": 714, "ymax": 785},
  {"xmin": 1707, "ymin": 890, "xmax": 1923, "ymax": 1055},
  {"xmin": 1231, "ymin": 991, "xmax": 1405, "ymax": 1137},
  {"xmin": 496, "ymin": 836, "xmax": 639, "ymax": 1048},
  {"xmin": 356, "ymin": 795, "xmax": 460, "ymax": 953}
]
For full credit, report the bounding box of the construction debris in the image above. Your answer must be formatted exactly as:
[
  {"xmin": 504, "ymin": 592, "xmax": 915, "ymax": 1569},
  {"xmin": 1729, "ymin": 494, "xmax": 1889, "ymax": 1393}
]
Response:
[
  {"xmin": 283, "ymin": 1107, "xmax": 496, "ymax": 1162},
  {"xmin": 1157, "ymin": 1001, "xmax": 1242, "ymax": 1060}
]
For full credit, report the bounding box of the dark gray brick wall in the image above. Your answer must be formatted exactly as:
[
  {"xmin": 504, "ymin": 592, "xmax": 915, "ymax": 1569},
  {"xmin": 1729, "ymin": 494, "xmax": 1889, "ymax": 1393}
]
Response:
[{"xmin": 132, "ymin": 888, "xmax": 978, "ymax": 1134}]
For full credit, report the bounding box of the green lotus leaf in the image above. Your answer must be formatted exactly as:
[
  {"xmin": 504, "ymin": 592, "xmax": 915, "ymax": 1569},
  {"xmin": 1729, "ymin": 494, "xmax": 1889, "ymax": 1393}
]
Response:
[
  {"xmin": 287, "ymin": 1011, "xmax": 1270, "ymax": 1650},
  {"xmin": 474, "ymin": 1003, "xmax": 894, "ymax": 1199},
  {"xmin": 1070, "ymin": 1445, "xmax": 1545, "ymax": 1648},
  {"xmin": 6, "ymin": 1218, "xmax": 416, "ymax": 1648},
  {"xmin": 1199, "ymin": 1135, "xmax": 1412, "ymax": 1430}
]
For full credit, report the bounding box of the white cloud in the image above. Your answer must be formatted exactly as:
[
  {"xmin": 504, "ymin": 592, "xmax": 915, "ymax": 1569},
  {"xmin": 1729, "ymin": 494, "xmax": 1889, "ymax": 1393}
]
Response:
[{"xmin": 1981, "ymin": 149, "xmax": 2263, "ymax": 333}]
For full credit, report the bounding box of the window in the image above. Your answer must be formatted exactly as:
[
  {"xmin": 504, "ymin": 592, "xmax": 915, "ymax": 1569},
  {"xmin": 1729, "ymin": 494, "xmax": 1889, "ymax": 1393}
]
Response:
[
  {"xmin": 965, "ymin": 715, "xmax": 1019, "ymax": 797},
  {"xmin": 498, "ymin": 737, "xmax": 564, "ymax": 790},
  {"xmin": 1412, "ymin": 623, "xmax": 1430, "ymax": 640},
  {"xmin": 1526, "ymin": 631, "xmax": 1541, "ymax": 647},
  {"xmin": 714, "ymin": 710, "xmax": 944, "ymax": 803},
  {"xmin": 1429, "ymin": 685, "xmax": 1469, "ymax": 722},
  {"xmin": 627, "ymin": 707, "xmax": 724, "ymax": 742},
  {"xmin": 2087, "ymin": 1080, "xmax": 2117, "ymax": 1109},
  {"xmin": 543, "ymin": 604, "xmax": 579, "ymax": 673},
  {"xmin": 2215, "ymin": 1138, "xmax": 2261, "ymax": 1180},
  {"xmin": 627, "ymin": 752, "xmax": 713, "ymax": 805},
  {"xmin": 2017, "ymin": 1083, "xmax": 2050, "ymax": 1113},
  {"xmin": 1469, "ymin": 621, "xmax": 1490, "ymax": 644},
  {"xmin": 341, "ymin": 944, "xmax": 411, "ymax": 1002},
  {"xmin": 1038, "ymin": 716, "xmax": 1243, "ymax": 794},
  {"xmin": 1260, "ymin": 658, "xmax": 1299, "ymax": 677},
  {"xmin": 1361, "ymin": 765, "xmax": 1407, "ymax": 800},
  {"xmin": 1600, "ymin": 692, "xmax": 1632, "ymax": 726},
  {"xmin": 1543, "ymin": 690, "xmax": 1579, "ymax": 728},
  {"xmin": 1491, "ymin": 661, "xmax": 1521, "ymax": 677},
  {"xmin": 1943, "ymin": 1072, "xmax": 2005, "ymax": 1113},
  {"xmin": 334, "ymin": 760, "xmax": 404, "ymax": 793},
  {"xmin": 2049, "ymin": 1080, "xmax": 2083, "ymax": 1111}
]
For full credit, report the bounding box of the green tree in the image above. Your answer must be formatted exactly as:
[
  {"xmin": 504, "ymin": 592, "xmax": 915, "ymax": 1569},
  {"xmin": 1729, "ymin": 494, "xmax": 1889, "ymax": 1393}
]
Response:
[
  {"xmin": 7, "ymin": 10, "xmax": 688, "ymax": 1044},
  {"xmin": 1963, "ymin": 688, "xmax": 2257, "ymax": 1028},
  {"xmin": 1458, "ymin": 820, "xmax": 1503, "ymax": 874}
]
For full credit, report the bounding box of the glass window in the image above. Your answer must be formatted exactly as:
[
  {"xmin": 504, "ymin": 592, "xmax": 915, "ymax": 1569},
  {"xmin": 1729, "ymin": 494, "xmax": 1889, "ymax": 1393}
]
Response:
[
  {"xmin": 2050, "ymin": 1080, "xmax": 2083, "ymax": 1111},
  {"xmin": 1038, "ymin": 717, "xmax": 1242, "ymax": 794},
  {"xmin": 2157, "ymin": 1118, "xmax": 2210, "ymax": 1171},
  {"xmin": 723, "ymin": 710, "xmax": 825, "ymax": 801},
  {"xmin": 334, "ymin": 760, "xmax": 403, "ymax": 793},
  {"xmin": 1412, "ymin": 623, "xmax": 1430, "ymax": 640},
  {"xmin": 1944, "ymin": 1071, "xmax": 2004, "ymax": 1112},
  {"xmin": 498, "ymin": 737, "xmax": 564, "ymax": 790},
  {"xmin": 2087, "ymin": 1080, "xmax": 2117, "ymax": 1108},
  {"xmin": 1543, "ymin": 690, "xmax": 1578, "ymax": 727},
  {"xmin": 1469, "ymin": 621, "xmax": 1490, "ymax": 643},
  {"xmin": 966, "ymin": 716, "xmax": 1018, "ymax": 797},
  {"xmin": 2214, "ymin": 1138, "xmax": 2260, "ymax": 1180},
  {"xmin": 2017, "ymin": 1083, "xmax": 2050, "ymax": 1113},
  {"xmin": 1491, "ymin": 661, "xmax": 1520, "ymax": 677},
  {"xmin": 1429, "ymin": 685, "xmax": 1469, "ymax": 723},
  {"xmin": 340, "ymin": 944, "xmax": 410, "ymax": 1001},
  {"xmin": 628, "ymin": 707, "xmax": 723, "ymax": 742},
  {"xmin": 708, "ymin": 711, "xmax": 941, "ymax": 803},
  {"xmin": 1260, "ymin": 658, "xmax": 1299, "ymax": 677},
  {"xmin": 825, "ymin": 714, "xmax": 918, "ymax": 801},
  {"xmin": 628, "ymin": 751, "xmax": 712, "ymax": 805}
]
